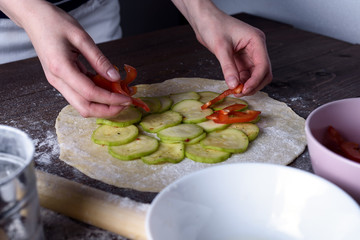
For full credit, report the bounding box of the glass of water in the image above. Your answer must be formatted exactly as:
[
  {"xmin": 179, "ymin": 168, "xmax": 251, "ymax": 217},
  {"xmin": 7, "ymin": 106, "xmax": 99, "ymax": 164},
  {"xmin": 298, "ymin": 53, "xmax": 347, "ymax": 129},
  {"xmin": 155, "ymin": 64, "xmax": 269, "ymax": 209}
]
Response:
[{"xmin": 0, "ymin": 125, "xmax": 44, "ymax": 240}]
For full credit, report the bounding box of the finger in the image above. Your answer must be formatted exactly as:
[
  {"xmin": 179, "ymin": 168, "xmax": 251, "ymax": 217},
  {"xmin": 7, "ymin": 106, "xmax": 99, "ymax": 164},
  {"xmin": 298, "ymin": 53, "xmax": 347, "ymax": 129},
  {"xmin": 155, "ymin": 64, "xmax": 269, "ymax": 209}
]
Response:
[
  {"xmin": 50, "ymin": 74, "xmax": 128, "ymax": 118},
  {"xmin": 243, "ymin": 69, "xmax": 272, "ymax": 96},
  {"xmin": 242, "ymin": 41, "xmax": 272, "ymax": 95},
  {"xmin": 49, "ymin": 59, "xmax": 132, "ymax": 107},
  {"xmin": 70, "ymin": 31, "xmax": 120, "ymax": 81},
  {"xmin": 215, "ymin": 48, "xmax": 241, "ymax": 89},
  {"xmin": 246, "ymin": 72, "xmax": 273, "ymax": 95}
]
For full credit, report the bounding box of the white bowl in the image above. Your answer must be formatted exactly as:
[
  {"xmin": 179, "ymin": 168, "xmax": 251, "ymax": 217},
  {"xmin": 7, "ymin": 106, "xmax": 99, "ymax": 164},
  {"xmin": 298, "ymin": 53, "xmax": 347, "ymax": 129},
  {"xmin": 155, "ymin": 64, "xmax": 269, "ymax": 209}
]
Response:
[{"xmin": 146, "ymin": 163, "xmax": 360, "ymax": 240}]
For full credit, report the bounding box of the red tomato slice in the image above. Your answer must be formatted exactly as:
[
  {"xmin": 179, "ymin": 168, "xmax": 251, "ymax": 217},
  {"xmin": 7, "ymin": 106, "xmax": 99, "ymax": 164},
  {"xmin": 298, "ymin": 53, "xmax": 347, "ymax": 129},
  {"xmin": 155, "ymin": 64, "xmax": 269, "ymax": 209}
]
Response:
[
  {"xmin": 340, "ymin": 141, "xmax": 360, "ymax": 163},
  {"xmin": 201, "ymin": 84, "xmax": 244, "ymax": 110}
]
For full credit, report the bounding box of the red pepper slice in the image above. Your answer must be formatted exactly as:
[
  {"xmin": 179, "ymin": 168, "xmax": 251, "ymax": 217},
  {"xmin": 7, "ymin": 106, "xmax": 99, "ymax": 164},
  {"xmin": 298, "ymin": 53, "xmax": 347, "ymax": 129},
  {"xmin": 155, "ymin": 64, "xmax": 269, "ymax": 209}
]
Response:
[
  {"xmin": 91, "ymin": 74, "xmax": 113, "ymax": 92},
  {"xmin": 121, "ymin": 64, "xmax": 137, "ymax": 96},
  {"xmin": 132, "ymin": 97, "xmax": 150, "ymax": 112},
  {"xmin": 324, "ymin": 126, "xmax": 360, "ymax": 163},
  {"xmin": 340, "ymin": 142, "xmax": 360, "ymax": 163},
  {"xmin": 201, "ymin": 84, "xmax": 244, "ymax": 110},
  {"xmin": 212, "ymin": 110, "xmax": 261, "ymax": 124},
  {"xmin": 324, "ymin": 126, "xmax": 345, "ymax": 155},
  {"xmin": 222, "ymin": 104, "xmax": 247, "ymax": 112},
  {"xmin": 90, "ymin": 65, "xmax": 149, "ymax": 112}
]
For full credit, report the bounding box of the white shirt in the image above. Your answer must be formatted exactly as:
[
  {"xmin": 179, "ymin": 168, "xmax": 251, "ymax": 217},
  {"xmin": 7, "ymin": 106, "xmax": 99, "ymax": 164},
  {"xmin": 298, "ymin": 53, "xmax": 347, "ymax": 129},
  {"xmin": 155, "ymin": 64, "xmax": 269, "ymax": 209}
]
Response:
[{"xmin": 0, "ymin": 0, "xmax": 122, "ymax": 64}]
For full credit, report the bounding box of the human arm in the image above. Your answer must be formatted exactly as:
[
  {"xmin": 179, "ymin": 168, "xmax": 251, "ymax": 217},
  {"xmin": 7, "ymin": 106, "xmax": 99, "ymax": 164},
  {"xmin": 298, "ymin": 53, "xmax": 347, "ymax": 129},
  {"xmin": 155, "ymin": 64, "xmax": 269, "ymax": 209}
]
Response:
[
  {"xmin": 171, "ymin": 0, "xmax": 272, "ymax": 95},
  {"xmin": 0, "ymin": 0, "xmax": 131, "ymax": 118}
]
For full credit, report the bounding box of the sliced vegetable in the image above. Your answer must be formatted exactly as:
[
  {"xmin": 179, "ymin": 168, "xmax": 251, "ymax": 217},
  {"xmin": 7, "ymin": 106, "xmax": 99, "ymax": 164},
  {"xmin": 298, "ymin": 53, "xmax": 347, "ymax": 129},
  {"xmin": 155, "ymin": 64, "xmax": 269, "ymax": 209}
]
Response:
[
  {"xmin": 212, "ymin": 97, "xmax": 248, "ymax": 111},
  {"xmin": 201, "ymin": 128, "xmax": 249, "ymax": 153},
  {"xmin": 157, "ymin": 96, "xmax": 173, "ymax": 112},
  {"xmin": 92, "ymin": 124, "xmax": 138, "ymax": 146},
  {"xmin": 141, "ymin": 142, "xmax": 185, "ymax": 164},
  {"xmin": 324, "ymin": 126, "xmax": 360, "ymax": 163},
  {"xmin": 229, "ymin": 122, "xmax": 260, "ymax": 141},
  {"xmin": 206, "ymin": 108, "xmax": 261, "ymax": 124},
  {"xmin": 170, "ymin": 91, "xmax": 200, "ymax": 105},
  {"xmin": 340, "ymin": 141, "xmax": 360, "ymax": 163},
  {"xmin": 172, "ymin": 99, "xmax": 213, "ymax": 123},
  {"xmin": 185, "ymin": 143, "xmax": 231, "ymax": 164},
  {"xmin": 139, "ymin": 97, "xmax": 162, "ymax": 113},
  {"xmin": 120, "ymin": 64, "xmax": 137, "ymax": 95},
  {"xmin": 197, "ymin": 120, "xmax": 229, "ymax": 133},
  {"xmin": 198, "ymin": 91, "xmax": 221, "ymax": 104},
  {"xmin": 96, "ymin": 106, "xmax": 142, "ymax": 127},
  {"xmin": 132, "ymin": 97, "xmax": 151, "ymax": 112},
  {"xmin": 201, "ymin": 84, "xmax": 244, "ymax": 110},
  {"xmin": 90, "ymin": 64, "xmax": 149, "ymax": 112},
  {"xmin": 140, "ymin": 111, "xmax": 182, "ymax": 133},
  {"xmin": 157, "ymin": 123, "xmax": 204, "ymax": 141},
  {"xmin": 109, "ymin": 135, "xmax": 159, "ymax": 160}
]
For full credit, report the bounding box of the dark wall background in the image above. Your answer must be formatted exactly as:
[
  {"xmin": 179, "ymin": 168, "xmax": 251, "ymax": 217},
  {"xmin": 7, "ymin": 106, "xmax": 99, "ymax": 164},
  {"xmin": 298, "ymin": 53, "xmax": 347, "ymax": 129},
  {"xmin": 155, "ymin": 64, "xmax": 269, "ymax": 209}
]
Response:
[{"xmin": 119, "ymin": 0, "xmax": 187, "ymax": 37}]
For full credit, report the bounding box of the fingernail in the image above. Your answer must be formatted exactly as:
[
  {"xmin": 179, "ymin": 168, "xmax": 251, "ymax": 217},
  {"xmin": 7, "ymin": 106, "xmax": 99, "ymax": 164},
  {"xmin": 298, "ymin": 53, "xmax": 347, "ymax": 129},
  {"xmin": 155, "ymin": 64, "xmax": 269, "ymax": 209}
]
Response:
[
  {"xmin": 107, "ymin": 68, "xmax": 120, "ymax": 80},
  {"xmin": 227, "ymin": 76, "xmax": 238, "ymax": 89}
]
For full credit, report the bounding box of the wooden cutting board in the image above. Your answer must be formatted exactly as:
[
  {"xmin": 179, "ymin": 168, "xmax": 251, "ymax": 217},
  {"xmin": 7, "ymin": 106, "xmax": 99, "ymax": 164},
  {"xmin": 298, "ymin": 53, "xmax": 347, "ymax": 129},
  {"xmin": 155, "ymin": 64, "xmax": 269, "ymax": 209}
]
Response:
[{"xmin": 36, "ymin": 170, "xmax": 149, "ymax": 240}]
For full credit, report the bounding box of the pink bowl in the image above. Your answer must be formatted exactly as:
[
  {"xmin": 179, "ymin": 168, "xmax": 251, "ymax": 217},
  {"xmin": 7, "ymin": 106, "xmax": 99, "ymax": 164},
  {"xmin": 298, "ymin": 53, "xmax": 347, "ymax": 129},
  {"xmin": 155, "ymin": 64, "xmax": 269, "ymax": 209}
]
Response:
[{"xmin": 305, "ymin": 98, "xmax": 360, "ymax": 203}]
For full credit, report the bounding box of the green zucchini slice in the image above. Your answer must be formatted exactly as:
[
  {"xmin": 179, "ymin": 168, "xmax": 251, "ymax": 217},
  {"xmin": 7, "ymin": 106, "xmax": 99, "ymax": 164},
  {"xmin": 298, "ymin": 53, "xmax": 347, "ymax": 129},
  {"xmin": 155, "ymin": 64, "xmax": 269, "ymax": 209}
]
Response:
[
  {"xmin": 185, "ymin": 143, "xmax": 230, "ymax": 163},
  {"xmin": 212, "ymin": 97, "xmax": 248, "ymax": 110},
  {"xmin": 96, "ymin": 107, "xmax": 142, "ymax": 127},
  {"xmin": 170, "ymin": 91, "xmax": 200, "ymax": 105},
  {"xmin": 142, "ymin": 142, "xmax": 185, "ymax": 164},
  {"xmin": 229, "ymin": 122, "xmax": 260, "ymax": 141},
  {"xmin": 157, "ymin": 123, "xmax": 203, "ymax": 141},
  {"xmin": 91, "ymin": 124, "xmax": 139, "ymax": 146},
  {"xmin": 140, "ymin": 110, "xmax": 183, "ymax": 133},
  {"xmin": 109, "ymin": 135, "xmax": 159, "ymax": 160},
  {"xmin": 201, "ymin": 128, "xmax": 249, "ymax": 153},
  {"xmin": 197, "ymin": 120, "xmax": 229, "ymax": 132},
  {"xmin": 172, "ymin": 99, "xmax": 213, "ymax": 123}
]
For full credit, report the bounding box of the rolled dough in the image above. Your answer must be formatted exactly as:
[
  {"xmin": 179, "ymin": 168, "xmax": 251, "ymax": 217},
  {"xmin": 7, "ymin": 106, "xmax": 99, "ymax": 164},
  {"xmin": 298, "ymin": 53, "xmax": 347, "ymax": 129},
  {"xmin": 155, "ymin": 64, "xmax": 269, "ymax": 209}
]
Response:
[{"xmin": 55, "ymin": 78, "xmax": 306, "ymax": 192}]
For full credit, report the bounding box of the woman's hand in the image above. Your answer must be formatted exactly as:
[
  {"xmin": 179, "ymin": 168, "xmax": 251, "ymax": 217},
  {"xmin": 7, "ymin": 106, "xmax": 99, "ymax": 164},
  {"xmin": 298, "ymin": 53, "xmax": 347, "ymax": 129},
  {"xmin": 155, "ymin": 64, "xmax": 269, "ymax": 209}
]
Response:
[
  {"xmin": 172, "ymin": 0, "xmax": 272, "ymax": 95},
  {"xmin": 0, "ymin": 0, "xmax": 131, "ymax": 118}
]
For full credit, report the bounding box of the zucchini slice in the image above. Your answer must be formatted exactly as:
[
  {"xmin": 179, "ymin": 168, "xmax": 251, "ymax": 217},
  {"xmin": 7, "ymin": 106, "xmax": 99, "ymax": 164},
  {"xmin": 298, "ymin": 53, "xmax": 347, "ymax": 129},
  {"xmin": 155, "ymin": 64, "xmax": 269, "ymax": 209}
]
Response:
[
  {"xmin": 109, "ymin": 135, "xmax": 159, "ymax": 160},
  {"xmin": 185, "ymin": 143, "xmax": 230, "ymax": 163},
  {"xmin": 157, "ymin": 123, "xmax": 204, "ymax": 141},
  {"xmin": 139, "ymin": 97, "xmax": 162, "ymax": 113},
  {"xmin": 185, "ymin": 132, "xmax": 207, "ymax": 145},
  {"xmin": 201, "ymin": 128, "xmax": 249, "ymax": 153},
  {"xmin": 198, "ymin": 91, "xmax": 220, "ymax": 104},
  {"xmin": 157, "ymin": 96, "xmax": 173, "ymax": 112},
  {"xmin": 140, "ymin": 110, "xmax": 182, "ymax": 133},
  {"xmin": 96, "ymin": 107, "xmax": 142, "ymax": 127},
  {"xmin": 172, "ymin": 99, "xmax": 213, "ymax": 123},
  {"xmin": 142, "ymin": 142, "xmax": 185, "ymax": 164},
  {"xmin": 229, "ymin": 122, "xmax": 260, "ymax": 141},
  {"xmin": 91, "ymin": 124, "xmax": 138, "ymax": 146},
  {"xmin": 212, "ymin": 97, "xmax": 248, "ymax": 110},
  {"xmin": 197, "ymin": 120, "xmax": 229, "ymax": 132},
  {"xmin": 170, "ymin": 91, "xmax": 200, "ymax": 105}
]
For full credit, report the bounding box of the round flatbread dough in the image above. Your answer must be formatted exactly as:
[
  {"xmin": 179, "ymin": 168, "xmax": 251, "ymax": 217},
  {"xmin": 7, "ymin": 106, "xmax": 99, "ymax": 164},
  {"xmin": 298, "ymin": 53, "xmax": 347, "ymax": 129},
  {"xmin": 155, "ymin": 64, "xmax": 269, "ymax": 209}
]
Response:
[{"xmin": 55, "ymin": 78, "xmax": 306, "ymax": 192}]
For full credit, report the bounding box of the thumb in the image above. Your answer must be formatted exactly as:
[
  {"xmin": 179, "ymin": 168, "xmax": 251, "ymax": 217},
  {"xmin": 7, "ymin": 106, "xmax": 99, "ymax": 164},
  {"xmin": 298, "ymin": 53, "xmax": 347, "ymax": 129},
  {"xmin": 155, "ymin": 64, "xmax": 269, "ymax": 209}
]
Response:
[
  {"xmin": 77, "ymin": 35, "xmax": 120, "ymax": 82},
  {"xmin": 216, "ymin": 49, "xmax": 240, "ymax": 89}
]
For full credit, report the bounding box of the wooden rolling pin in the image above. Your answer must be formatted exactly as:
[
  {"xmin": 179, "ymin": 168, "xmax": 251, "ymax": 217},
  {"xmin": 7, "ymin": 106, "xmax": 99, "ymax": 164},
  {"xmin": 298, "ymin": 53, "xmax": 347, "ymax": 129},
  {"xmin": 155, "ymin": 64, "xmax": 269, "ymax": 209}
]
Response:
[{"xmin": 35, "ymin": 170, "xmax": 149, "ymax": 240}]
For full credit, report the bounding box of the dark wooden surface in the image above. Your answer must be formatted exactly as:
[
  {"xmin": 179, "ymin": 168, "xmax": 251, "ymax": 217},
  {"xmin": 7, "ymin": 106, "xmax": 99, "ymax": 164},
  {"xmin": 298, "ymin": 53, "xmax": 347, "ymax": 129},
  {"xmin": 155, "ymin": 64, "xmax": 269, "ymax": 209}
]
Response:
[{"xmin": 1, "ymin": 13, "xmax": 360, "ymax": 239}]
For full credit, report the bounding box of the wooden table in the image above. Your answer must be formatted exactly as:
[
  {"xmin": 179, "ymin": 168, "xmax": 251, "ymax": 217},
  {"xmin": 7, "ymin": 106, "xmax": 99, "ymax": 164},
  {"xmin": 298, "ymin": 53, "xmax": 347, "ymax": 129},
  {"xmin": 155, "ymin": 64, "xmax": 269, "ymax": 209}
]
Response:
[{"xmin": 1, "ymin": 13, "xmax": 360, "ymax": 239}]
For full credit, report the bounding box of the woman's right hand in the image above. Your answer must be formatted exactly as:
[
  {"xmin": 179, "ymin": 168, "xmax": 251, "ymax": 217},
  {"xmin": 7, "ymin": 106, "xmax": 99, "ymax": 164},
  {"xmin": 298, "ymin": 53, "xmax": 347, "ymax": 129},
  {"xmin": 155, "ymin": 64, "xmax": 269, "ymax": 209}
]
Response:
[{"xmin": 0, "ymin": 0, "xmax": 131, "ymax": 118}]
